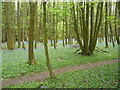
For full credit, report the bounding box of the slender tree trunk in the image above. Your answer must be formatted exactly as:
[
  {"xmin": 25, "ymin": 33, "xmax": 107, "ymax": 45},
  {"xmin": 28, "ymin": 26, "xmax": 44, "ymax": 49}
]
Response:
[
  {"xmin": 50, "ymin": 13, "xmax": 53, "ymax": 46},
  {"xmin": 100, "ymin": 25, "xmax": 103, "ymax": 43},
  {"xmin": 64, "ymin": 2, "xmax": 68, "ymax": 45},
  {"xmin": 118, "ymin": 2, "xmax": 120, "ymax": 37},
  {"xmin": 35, "ymin": 41, "xmax": 37, "ymax": 49},
  {"xmin": 22, "ymin": 28, "xmax": 25, "ymax": 49},
  {"xmin": 71, "ymin": 2, "xmax": 84, "ymax": 52},
  {"xmin": 21, "ymin": 15, "xmax": 25, "ymax": 50},
  {"xmin": 89, "ymin": 3, "xmax": 94, "ymax": 53},
  {"xmin": 114, "ymin": 2, "xmax": 120, "ymax": 44},
  {"xmin": 43, "ymin": 2, "xmax": 55, "ymax": 78},
  {"xmin": 39, "ymin": 3, "xmax": 43, "ymax": 43},
  {"xmin": 105, "ymin": 2, "xmax": 109, "ymax": 48},
  {"xmin": 53, "ymin": 2, "xmax": 56, "ymax": 49},
  {"xmin": 91, "ymin": 2, "xmax": 103, "ymax": 54},
  {"xmin": 55, "ymin": 16, "xmax": 58, "ymax": 44},
  {"xmin": 17, "ymin": 2, "xmax": 21, "ymax": 48},
  {"xmin": 62, "ymin": 2, "xmax": 65, "ymax": 47},
  {"xmin": 109, "ymin": 2, "xmax": 115, "ymax": 47},
  {"xmin": 62, "ymin": 18, "xmax": 65, "ymax": 47},
  {"xmin": 34, "ymin": 3, "xmax": 39, "ymax": 48},
  {"xmin": 68, "ymin": 3, "xmax": 73, "ymax": 45}
]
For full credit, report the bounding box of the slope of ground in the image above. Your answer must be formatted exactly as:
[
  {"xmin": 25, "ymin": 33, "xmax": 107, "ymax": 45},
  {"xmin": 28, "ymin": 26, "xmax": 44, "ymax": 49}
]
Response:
[
  {"xmin": 2, "ymin": 59, "xmax": 118, "ymax": 87},
  {"xmin": 3, "ymin": 61, "xmax": 118, "ymax": 88},
  {"xmin": 2, "ymin": 43, "xmax": 118, "ymax": 79}
]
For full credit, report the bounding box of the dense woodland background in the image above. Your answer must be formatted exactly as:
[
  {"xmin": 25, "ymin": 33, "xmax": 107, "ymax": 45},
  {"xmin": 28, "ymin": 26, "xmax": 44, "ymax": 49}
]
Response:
[{"xmin": 2, "ymin": 1, "xmax": 120, "ymax": 79}]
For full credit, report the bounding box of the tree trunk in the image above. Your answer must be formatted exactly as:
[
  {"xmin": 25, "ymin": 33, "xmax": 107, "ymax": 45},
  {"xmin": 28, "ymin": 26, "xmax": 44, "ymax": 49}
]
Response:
[
  {"xmin": 89, "ymin": 3, "xmax": 94, "ymax": 52},
  {"xmin": 62, "ymin": 18, "xmax": 65, "ymax": 47},
  {"xmin": 4, "ymin": 2, "xmax": 14, "ymax": 50},
  {"xmin": 43, "ymin": 2, "xmax": 55, "ymax": 78},
  {"xmin": 91, "ymin": 2, "xmax": 103, "ymax": 54},
  {"xmin": 82, "ymin": 2, "xmax": 89, "ymax": 55},
  {"xmin": 28, "ymin": 2, "xmax": 37, "ymax": 65},
  {"xmin": 65, "ymin": 16, "xmax": 68, "ymax": 45},
  {"xmin": 17, "ymin": 2, "xmax": 21, "ymax": 48},
  {"xmin": 118, "ymin": 1, "xmax": 120, "ymax": 37},
  {"xmin": 109, "ymin": 2, "xmax": 115, "ymax": 47},
  {"xmin": 114, "ymin": 2, "xmax": 120, "ymax": 44},
  {"xmin": 105, "ymin": 2, "xmax": 109, "ymax": 48},
  {"xmin": 71, "ymin": 2, "xmax": 84, "ymax": 52},
  {"xmin": 53, "ymin": 2, "xmax": 56, "ymax": 49}
]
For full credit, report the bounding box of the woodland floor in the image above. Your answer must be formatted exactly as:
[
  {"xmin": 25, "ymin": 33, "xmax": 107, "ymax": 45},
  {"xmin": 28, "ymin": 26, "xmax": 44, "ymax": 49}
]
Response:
[{"xmin": 2, "ymin": 59, "xmax": 118, "ymax": 87}]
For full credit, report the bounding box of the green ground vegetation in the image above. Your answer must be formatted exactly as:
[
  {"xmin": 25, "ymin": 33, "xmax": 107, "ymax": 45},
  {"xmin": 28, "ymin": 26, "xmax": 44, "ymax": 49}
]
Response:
[
  {"xmin": 4, "ymin": 62, "xmax": 119, "ymax": 88},
  {"xmin": 2, "ymin": 42, "xmax": 118, "ymax": 79}
]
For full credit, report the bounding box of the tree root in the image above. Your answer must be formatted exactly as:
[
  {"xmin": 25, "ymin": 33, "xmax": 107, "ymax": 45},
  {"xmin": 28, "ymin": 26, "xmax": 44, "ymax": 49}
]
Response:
[
  {"xmin": 74, "ymin": 49, "xmax": 80, "ymax": 53},
  {"xmin": 95, "ymin": 46, "xmax": 109, "ymax": 53},
  {"xmin": 78, "ymin": 52, "xmax": 83, "ymax": 55},
  {"xmin": 74, "ymin": 46, "xmax": 109, "ymax": 54}
]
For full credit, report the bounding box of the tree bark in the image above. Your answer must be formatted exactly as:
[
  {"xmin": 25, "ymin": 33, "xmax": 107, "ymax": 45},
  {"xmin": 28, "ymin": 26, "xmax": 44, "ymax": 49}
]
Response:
[
  {"xmin": 114, "ymin": 2, "xmax": 120, "ymax": 44},
  {"xmin": 43, "ymin": 2, "xmax": 55, "ymax": 78},
  {"xmin": 17, "ymin": 2, "xmax": 21, "ymax": 48},
  {"xmin": 4, "ymin": 2, "xmax": 14, "ymax": 50},
  {"xmin": 28, "ymin": 2, "xmax": 37, "ymax": 65},
  {"xmin": 72, "ymin": 2, "xmax": 84, "ymax": 52},
  {"xmin": 109, "ymin": 2, "xmax": 115, "ymax": 47},
  {"xmin": 53, "ymin": 2, "xmax": 56, "ymax": 49},
  {"xmin": 62, "ymin": 18, "xmax": 65, "ymax": 47},
  {"xmin": 105, "ymin": 2, "xmax": 109, "ymax": 48}
]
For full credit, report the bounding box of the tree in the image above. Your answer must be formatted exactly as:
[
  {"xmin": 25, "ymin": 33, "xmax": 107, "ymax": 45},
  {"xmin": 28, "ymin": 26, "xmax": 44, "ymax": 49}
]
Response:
[
  {"xmin": 53, "ymin": 2, "xmax": 57, "ymax": 49},
  {"xmin": 105, "ymin": 2, "xmax": 109, "ymax": 48},
  {"xmin": 108, "ymin": 2, "xmax": 115, "ymax": 47},
  {"xmin": 71, "ymin": 2, "xmax": 103, "ymax": 55},
  {"xmin": 34, "ymin": 3, "xmax": 39, "ymax": 49},
  {"xmin": 4, "ymin": 2, "xmax": 14, "ymax": 50},
  {"xmin": 43, "ymin": 2, "xmax": 55, "ymax": 78},
  {"xmin": 2, "ymin": 1, "xmax": 118, "ymax": 58},
  {"xmin": 17, "ymin": 2, "xmax": 21, "ymax": 48},
  {"xmin": 114, "ymin": 2, "xmax": 120, "ymax": 44},
  {"xmin": 62, "ymin": 17, "xmax": 65, "ymax": 47},
  {"xmin": 71, "ymin": 2, "xmax": 84, "ymax": 53},
  {"xmin": 118, "ymin": 1, "xmax": 120, "ymax": 38},
  {"xmin": 28, "ymin": 2, "xmax": 37, "ymax": 65}
]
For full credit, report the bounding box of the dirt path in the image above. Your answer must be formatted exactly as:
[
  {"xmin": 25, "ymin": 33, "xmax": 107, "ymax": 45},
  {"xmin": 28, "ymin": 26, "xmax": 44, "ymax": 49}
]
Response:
[{"xmin": 2, "ymin": 59, "xmax": 118, "ymax": 87}]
